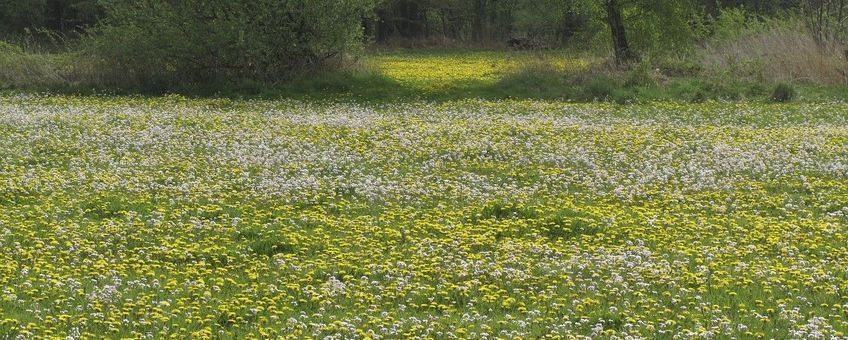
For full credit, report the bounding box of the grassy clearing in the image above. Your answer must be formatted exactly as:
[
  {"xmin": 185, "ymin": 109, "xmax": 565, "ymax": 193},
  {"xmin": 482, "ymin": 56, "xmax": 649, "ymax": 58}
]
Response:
[{"xmin": 0, "ymin": 96, "xmax": 847, "ymax": 338}]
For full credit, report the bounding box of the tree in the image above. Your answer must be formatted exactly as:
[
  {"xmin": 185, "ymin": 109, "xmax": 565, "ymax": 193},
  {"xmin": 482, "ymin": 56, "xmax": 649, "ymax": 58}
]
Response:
[
  {"xmin": 472, "ymin": 0, "xmax": 486, "ymax": 42},
  {"xmin": 373, "ymin": 0, "xmax": 496, "ymax": 42},
  {"xmin": 375, "ymin": 0, "xmax": 429, "ymax": 41},
  {"xmin": 604, "ymin": 0, "xmax": 637, "ymax": 64},
  {"xmin": 566, "ymin": 0, "xmax": 702, "ymax": 63},
  {"xmin": 802, "ymin": 0, "xmax": 848, "ymax": 46}
]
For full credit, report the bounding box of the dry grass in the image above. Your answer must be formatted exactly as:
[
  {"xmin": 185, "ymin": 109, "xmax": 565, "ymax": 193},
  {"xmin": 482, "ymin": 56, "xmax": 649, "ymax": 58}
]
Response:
[{"xmin": 700, "ymin": 21, "xmax": 848, "ymax": 85}]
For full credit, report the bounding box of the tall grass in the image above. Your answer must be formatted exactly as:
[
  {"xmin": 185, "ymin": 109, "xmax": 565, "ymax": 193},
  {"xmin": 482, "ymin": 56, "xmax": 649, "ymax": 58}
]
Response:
[
  {"xmin": 700, "ymin": 20, "xmax": 848, "ymax": 85},
  {"xmin": 0, "ymin": 41, "xmax": 64, "ymax": 88}
]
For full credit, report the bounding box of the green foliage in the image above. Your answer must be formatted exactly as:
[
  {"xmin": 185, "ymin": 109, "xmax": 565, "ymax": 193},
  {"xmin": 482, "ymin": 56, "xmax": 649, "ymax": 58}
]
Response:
[
  {"xmin": 709, "ymin": 7, "xmax": 768, "ymax": 43},
  {"xmin": 569, "ymin": 0, "xmax": 705, "ymax": 58},
  {"xmin": 91, "ymin": 0, "xmax": 378, "ymax": 85},
  {"xmin": 512, "ymin": 0, "xmax": 569, "ymax": 42},
  {"xmin": 0, "ymin": 1, "xmax": 49, "ymax": 35},
  {"xmin": 712, "ymin": 8, "xmax": 752, "ymax": 41},
  {"xmin": 623, "ymin": 0, "xmax": 704, "ymax": 55},
  {"xmin": 0, "ymin": 0, "xmax": 102, "ymax": 37}
]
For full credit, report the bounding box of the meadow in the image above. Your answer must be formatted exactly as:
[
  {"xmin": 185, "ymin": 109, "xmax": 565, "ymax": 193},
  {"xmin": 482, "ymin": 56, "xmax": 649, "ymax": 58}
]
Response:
[{"xmin": 1, "ymin": 94, "xmax": 847, "ymax": 338}]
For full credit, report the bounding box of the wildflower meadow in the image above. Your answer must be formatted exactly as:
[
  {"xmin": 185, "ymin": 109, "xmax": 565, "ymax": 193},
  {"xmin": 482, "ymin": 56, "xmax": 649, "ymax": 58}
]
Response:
[{"xmin": 1, "ymin": 95, "xmax": 847, "ymax": 338}]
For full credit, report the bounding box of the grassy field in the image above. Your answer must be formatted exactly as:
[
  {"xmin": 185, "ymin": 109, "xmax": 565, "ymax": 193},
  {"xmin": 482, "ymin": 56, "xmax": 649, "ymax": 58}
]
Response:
[{"xmin": 1, "ymin": 95, "xmax": 847, "ymax": 338}]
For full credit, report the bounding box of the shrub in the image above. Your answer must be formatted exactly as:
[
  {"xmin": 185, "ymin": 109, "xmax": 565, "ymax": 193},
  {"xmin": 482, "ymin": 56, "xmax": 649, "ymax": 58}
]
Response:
[
  {"xmin": 90, "ymin": 0, "xmax": 378, "ymax": 86},
  {"xmin": 583, "ymin": 77, "xmax": 618, "ymax": 100},
  {"xmin": 771, "ymin": 83, "xmax": 795, "ymax": 102},
  {"xmin": 710, "ymin": 7, "xmax": 764, "ymax": 43}
]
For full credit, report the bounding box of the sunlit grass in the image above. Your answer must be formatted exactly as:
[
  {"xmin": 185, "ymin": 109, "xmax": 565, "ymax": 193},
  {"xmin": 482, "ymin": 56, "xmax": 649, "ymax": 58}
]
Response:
[{"xmin": 367, "ymin": 49, "xmax": 592, "ymax": 92}]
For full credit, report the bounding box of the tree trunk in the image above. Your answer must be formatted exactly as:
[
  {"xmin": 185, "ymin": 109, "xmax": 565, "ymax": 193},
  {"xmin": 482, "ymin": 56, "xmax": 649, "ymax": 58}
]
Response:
[
  {"xmin": 604, "ymin": 0, "xmax": 637, "ymax": 65},
  {"xmin": 401, "ymin": 0, "xmax": 425, "ymax": 39},
  {"xmin": 472, "ymin": 0, "xmax": 485, "ymax": 42}
]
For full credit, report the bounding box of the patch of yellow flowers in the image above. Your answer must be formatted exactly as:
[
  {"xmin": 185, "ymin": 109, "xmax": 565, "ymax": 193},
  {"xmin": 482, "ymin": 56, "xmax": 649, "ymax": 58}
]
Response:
[
  {"xmin": 369, "ymin": 50, "xmax": 590, "ymax": 91},
  {"xmin": 0, "ymin": 95, "xmax": 847, "ymax": 338}
]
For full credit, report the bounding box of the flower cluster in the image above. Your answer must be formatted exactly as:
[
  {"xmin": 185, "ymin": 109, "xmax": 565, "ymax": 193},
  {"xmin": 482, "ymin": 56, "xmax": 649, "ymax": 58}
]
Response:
[{"xmin": 0, "ymin": 95, "xmax": 846, "ymax": 338}]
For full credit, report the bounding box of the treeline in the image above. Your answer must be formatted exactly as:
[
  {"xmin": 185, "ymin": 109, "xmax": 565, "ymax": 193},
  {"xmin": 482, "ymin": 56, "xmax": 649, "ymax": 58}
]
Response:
[
  {"xmin": 1, "ymin": 0, "xmax": 805, "ymax": 46},
  {"xmin": 370, "ymin": 0, "xmax": 797, "ymax": 45},
  {"xmin": 0, "ymin": 1, "xmax": 802, "ymax": 39},
  {"xmin": 1, "ymin": 0, "xmax": 847, "ymax": 86}
]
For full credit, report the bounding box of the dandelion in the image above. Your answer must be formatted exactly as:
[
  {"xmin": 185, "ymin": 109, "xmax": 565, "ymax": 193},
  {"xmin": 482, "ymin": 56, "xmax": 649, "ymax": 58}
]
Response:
[{"xmin": 0, "ymin": 96, "xmax": 846, "ymax": 337}]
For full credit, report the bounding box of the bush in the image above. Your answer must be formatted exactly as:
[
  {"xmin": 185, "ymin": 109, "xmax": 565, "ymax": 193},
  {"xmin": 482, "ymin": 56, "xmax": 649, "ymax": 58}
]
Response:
[
  {"xmin": 90, "ymin": 0, "xmax": 378, "ymax": 86},
  {"xmin": 771, "ymin": 83, "xmax": 795, "ymax": 102},
  {"xmin": 710, "ymin": 8, "xmax": 763, "ymax": 43}
]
